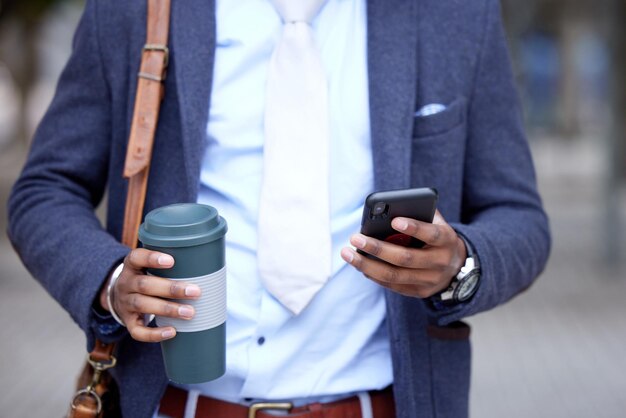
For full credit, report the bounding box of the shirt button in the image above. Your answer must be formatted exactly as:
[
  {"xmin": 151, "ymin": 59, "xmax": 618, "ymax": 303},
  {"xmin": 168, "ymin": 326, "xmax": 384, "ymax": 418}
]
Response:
[{"xmin": 257, "ymin": 336, "xmax": 266, "ymax": 346}]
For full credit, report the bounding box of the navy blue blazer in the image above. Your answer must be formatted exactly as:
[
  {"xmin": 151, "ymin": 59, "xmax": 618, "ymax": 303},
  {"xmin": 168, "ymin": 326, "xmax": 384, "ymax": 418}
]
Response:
[{"xmin": 8, "ymin": 0, "xmax": 550, "ymax": 417}]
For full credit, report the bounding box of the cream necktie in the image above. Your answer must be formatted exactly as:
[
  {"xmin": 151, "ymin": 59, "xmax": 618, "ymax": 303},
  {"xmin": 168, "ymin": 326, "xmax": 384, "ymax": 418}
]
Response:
[{"xmin": 257, "ymin": 0, "xmax": 331, "ymax": 315}]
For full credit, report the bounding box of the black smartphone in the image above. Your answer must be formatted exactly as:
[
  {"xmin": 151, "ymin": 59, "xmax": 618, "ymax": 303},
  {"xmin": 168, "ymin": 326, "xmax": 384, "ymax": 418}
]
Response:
[{"xmin": 359, "ymin": 187, "xmax": 438, "ymax": 253}]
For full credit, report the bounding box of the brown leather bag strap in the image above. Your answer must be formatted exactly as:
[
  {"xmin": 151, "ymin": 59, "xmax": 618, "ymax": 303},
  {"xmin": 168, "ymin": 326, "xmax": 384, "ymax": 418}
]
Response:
[
  {"xmin": 123, "ymin": 0, "xmax": 171, "ymax": 246},
  {"xmin": 70, "ymin": 1, "xmax": 171, "ymax": 417}
]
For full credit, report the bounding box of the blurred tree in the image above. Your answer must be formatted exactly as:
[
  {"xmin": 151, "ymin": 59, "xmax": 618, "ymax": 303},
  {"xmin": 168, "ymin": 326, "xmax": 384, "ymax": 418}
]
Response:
[
  {"xmin": 605, "ymin": 0, "xmax": 625, "ymax": 265},
  {"xmin": 0, "ymin": 0, "xmax": 70, "ymax": 147}
]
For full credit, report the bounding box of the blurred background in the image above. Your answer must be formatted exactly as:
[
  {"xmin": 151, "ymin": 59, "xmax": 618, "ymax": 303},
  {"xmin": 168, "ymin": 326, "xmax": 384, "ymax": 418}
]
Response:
[{"xmin": 0, "ymin": 0, "xmax": 625, "ymax": 417}]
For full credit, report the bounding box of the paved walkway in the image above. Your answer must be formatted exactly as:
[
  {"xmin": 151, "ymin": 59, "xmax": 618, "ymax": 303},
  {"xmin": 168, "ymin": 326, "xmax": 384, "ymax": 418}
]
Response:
[{"xmin": 1, "ymin": 137, "xmax": 625, "ymax": 417}]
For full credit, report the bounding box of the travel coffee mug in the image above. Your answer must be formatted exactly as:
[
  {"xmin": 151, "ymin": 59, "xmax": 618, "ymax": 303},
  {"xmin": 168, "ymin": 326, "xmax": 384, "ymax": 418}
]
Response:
[{"xmin": 138, "ymin": 203, "xmax": 228, "ymax": 383}]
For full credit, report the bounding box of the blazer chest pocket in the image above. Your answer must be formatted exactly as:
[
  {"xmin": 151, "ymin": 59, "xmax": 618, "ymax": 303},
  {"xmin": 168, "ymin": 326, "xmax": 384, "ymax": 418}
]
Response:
[
  {"xmin": 410, "ymin": 97, "xmax": 468, "ymax": 213},
  {"xmin": 412, "ymin": 97, "xmax": 467, "ymax": 138}
]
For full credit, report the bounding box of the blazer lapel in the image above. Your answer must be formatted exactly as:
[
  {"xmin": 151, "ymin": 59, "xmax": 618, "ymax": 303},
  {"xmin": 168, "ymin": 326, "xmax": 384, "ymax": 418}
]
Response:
[
  {"xmin": 367, "ymin": 0, "xmax": 419, "ymax": 191},
  {"xmin": 170, "ymin": 0, "xmax": 216, "ymax": 199}
]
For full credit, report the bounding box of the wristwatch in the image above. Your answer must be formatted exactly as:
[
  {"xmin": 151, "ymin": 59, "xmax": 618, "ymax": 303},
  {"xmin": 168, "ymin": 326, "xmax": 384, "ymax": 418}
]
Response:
[{"xmin": 434, "ymin": 236, "xmax": 481, "ymax": 306}]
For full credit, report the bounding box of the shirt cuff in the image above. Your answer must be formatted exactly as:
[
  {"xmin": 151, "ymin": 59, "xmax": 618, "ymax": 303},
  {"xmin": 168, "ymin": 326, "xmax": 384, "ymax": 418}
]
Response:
[{"xmin": 92, "ymin": 306, "xmax": 125, "ymax": 336}]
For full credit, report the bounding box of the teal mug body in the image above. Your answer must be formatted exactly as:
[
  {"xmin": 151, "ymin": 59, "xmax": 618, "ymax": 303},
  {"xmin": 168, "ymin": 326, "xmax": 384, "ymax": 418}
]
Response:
[{"xmin": 139, "ymin": 203, "xmax": 228, "ymax": 384}]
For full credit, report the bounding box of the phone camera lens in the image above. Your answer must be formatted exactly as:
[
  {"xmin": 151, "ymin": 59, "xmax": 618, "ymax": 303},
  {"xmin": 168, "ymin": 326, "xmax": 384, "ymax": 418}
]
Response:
[{"xmin": 372, "ymin": 202, "xmax": 387, "ymax": 216}]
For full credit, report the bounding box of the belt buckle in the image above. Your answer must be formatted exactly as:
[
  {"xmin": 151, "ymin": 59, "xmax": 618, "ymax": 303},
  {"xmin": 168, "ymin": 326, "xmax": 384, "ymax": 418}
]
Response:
[{"xmin": 248, "ymin": 402, "xmax": 293, "ymax": 418}]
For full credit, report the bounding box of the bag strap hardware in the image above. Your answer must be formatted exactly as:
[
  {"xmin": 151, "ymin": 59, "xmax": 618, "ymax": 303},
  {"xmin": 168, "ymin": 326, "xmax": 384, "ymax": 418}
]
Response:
[
  {"xmin": 138, "ymin": 71, "xmax": 164, "ymax": 82},
  {"xmin": 86, "ymin": 355, "xmax": 118, "ymax": 376},
  {"xmin": 85, "ymin": 356, "xmax": 117, "ymax": 393},
  {"xmin": 72, "ymin": 354, "xmax": 117, "ymax": 415},
  {"xmin": 139, "ymin": 43, "xmax": 169, "ymax": 81},
  {"xmin": 143, "ymin": 43, "xmax": 169, "ymax": 68},
  {"xmin": 71, "ymin": 389, "xmax": 103, "ymax": 415}
]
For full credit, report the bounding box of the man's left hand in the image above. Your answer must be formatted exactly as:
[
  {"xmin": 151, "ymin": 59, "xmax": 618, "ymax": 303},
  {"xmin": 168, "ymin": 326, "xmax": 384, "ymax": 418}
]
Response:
[{"xmin": 340, "ymin": 210, "xmax": 467, "ymax": 298}]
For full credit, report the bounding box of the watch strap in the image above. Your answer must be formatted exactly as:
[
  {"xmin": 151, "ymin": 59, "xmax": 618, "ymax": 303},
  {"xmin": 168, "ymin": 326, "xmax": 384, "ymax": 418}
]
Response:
[{"xmin": 429, "ymin": 233, "xmax": 480, "ymax": 310}]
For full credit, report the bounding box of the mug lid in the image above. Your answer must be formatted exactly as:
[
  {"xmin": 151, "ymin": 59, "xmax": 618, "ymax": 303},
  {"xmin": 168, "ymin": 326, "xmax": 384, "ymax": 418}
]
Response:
[{"xmin": 138, "ymin": 203, "xmax": 227, "ymax": 248}]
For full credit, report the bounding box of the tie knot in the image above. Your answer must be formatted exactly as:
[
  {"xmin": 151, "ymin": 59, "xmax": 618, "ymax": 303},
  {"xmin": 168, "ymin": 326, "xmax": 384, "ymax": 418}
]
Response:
[{"xmin": 271, "ymin": 0, "xmax": 328, "ymax": 24}]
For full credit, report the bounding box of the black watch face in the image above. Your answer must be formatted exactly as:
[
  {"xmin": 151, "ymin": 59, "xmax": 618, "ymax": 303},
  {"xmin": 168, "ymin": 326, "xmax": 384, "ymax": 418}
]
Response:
[{"xmin": 455, "ymin": 273, "xmax": 479, "ymax": 301}]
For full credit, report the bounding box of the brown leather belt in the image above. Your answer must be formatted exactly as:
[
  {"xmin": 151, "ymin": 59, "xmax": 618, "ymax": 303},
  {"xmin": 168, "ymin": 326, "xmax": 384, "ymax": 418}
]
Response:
[{"xmin": 159, "ymin": 385, "xmax": 396, "ymax": 418}]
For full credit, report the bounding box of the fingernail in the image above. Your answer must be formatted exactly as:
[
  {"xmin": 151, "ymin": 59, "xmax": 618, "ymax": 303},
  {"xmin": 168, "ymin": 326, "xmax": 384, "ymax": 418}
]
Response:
[
  {"xmin": 185, "ymin": 285, "xmax": 201, "ymax": 297},
  {"xmin": 158, "ymin": 255, "xmax": 174, "ymax": 266},
  {"xmin": 341, "ymin": 248, "xmax": 354, "ymax": 263},
  {"xmin": 162, "ymin": 329, "xmax": 175, "ymax": 339},
  {"xmin": 179, "ymin": 306, "xmax": 194, "ymax": 318},
  {"xmin": 395, "ymin": 219, "xmax": 408, "ymax": 231},
  {"xmin": 352, "ymin": 235, "xmax": 366, "ymax": 249}
]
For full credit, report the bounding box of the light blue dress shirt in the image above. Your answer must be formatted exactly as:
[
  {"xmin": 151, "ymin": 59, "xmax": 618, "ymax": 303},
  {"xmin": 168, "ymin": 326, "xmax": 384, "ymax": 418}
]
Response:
[{"xmin": 185, "ymin": 0, "xmax": 392, "ymax": 404}]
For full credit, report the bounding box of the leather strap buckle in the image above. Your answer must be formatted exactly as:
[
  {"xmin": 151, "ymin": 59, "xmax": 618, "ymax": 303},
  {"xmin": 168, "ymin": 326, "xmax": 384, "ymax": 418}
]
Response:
[
  {"xmin": 248, "ymin": 402, "xmax": 293, "ymax": 418},
  {"xmin": 143, "ymin": 43, "xmax": 169, "ymax": 68},
  {"xmin": 138, "ymin": 43, "xmax": 169, "ymax": 82}
]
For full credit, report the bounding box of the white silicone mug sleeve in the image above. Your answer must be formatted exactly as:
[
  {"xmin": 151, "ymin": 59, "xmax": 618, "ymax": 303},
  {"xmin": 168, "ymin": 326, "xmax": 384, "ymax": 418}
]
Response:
[{"xmin": 155, "ymin": 267, "xmax": 227, "ymax": 332}]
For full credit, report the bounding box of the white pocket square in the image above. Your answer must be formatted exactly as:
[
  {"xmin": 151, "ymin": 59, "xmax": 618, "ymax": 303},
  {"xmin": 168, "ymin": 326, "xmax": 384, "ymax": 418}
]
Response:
[{"xmin": 415, "ymin": 103, "xmax": 446, "ymax": 117}]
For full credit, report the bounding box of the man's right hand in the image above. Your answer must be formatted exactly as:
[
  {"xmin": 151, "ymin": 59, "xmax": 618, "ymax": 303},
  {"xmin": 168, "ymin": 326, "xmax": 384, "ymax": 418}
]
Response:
[{"xmin": 98, "ymin": 248, "xmax": 201, "ymax": 342}]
